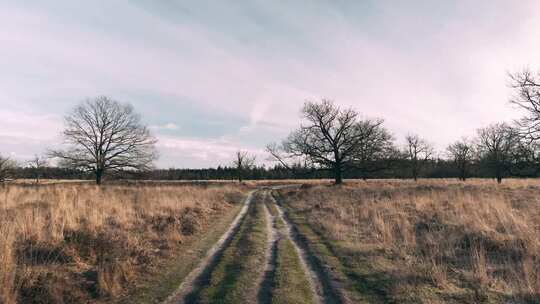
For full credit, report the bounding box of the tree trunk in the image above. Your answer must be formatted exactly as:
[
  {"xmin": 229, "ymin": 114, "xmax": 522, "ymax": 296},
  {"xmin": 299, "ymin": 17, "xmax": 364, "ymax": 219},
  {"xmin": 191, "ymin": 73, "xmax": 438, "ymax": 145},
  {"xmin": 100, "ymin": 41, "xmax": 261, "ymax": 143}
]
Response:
[
  {"xmin": 496, "ymin": 164, "xmax": 502, "ymax": 184},
  {"xmin": 96, "ymin": 169, "xmax": 103, "ymax": 185},
  {"xmin": 412, "ymin": 160, "xmax": 418, "ymax": 182},
  {"xmin": 334, "ymin": 163, "xmax": 343, "ymax": 185}
]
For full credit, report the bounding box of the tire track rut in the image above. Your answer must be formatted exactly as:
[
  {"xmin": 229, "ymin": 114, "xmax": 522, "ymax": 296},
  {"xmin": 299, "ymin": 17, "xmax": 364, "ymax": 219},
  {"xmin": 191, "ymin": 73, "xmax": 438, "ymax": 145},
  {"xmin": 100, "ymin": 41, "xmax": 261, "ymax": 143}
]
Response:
[
  {"xmin": 269, "ymin": 189, "xmax": 347, "ymax": 304},
  {"xmin": 164, "ymin": 187, "xmax": 345, "ymax": 304},
  {"xmin": 163, "ymin": 190, "xmax": 256, "ymax": 304}
]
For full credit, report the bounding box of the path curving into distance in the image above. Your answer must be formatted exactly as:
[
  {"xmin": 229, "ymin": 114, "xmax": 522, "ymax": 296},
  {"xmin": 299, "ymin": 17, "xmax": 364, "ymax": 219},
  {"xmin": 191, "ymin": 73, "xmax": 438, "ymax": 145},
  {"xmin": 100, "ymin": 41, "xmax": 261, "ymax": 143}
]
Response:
[{"xmin": 163, "ymin": 186, "xmax": 345, "ymax": 304}]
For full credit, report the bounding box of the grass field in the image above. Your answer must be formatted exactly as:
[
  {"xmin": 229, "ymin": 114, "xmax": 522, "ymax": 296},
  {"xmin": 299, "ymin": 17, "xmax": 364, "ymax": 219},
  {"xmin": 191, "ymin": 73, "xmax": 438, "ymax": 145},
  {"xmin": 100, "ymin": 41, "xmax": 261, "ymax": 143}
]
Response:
[
  {"xmin": 2, "ymin": 179, "xmax": 539, "ymax": 304},
  {"xmin": 275, "ymin": 179, "xmax": 540, "ymax": 303},
  {"xmin": 0, "ymin": 182, "xmax": 247, "ymax": 304}
]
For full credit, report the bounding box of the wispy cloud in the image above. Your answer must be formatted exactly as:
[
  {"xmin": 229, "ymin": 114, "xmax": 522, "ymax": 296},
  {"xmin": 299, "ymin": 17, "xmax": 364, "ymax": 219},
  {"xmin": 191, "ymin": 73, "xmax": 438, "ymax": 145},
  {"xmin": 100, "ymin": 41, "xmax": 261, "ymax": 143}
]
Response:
[
  {"xmin": 1, "ymin": 1, "xmax": 540, "ymax": 166},
  {"xmin": 150, "ymin": 123, "xmax": 180, "ymax": 131}
]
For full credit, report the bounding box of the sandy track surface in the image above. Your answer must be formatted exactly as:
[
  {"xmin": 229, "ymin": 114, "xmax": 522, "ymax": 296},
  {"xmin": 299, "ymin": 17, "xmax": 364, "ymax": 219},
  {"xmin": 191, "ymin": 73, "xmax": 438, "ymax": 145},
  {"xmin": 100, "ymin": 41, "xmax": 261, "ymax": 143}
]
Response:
[
  {"xmin": 257, "ymin": 193, "xmax": 279, "ymax": 303},
  {"xmin": 162, "ymin": 190, "xmax": 256, "ymax": 304}
]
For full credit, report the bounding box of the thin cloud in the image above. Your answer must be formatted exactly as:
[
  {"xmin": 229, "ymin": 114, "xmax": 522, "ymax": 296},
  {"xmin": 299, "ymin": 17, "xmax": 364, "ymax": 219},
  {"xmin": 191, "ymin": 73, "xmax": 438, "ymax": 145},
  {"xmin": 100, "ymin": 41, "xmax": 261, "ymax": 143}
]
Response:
[
  {"xmin": 150, "ymin": 123, "xmax": 180, "ymax": 131},
  {"xmin": 156, "ymin": 135, "xmax": 265, "ymax": 168}
]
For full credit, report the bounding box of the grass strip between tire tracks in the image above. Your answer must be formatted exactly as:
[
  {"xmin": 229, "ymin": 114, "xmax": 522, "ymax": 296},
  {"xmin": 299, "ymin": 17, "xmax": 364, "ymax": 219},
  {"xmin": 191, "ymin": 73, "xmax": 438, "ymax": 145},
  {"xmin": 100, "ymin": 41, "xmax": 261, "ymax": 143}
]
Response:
[
  {"xmin": 271, "ymin": 216, "xmax": 314, "ymax": 304},
  {"xmin": 273, "ymin": 190, "xmax": 390, "ymax": 304},
  {"xmin": 194, "ymin": 192, "xmax": 268, "ymax": 303}
]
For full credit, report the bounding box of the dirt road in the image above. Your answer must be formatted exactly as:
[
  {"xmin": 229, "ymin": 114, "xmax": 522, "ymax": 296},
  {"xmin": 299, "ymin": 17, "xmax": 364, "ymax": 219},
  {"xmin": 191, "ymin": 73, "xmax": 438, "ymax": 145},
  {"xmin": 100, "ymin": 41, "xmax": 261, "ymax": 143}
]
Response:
[{"xmin": 163, "ymin": 188, "xmax": 345, "ymax": 304}]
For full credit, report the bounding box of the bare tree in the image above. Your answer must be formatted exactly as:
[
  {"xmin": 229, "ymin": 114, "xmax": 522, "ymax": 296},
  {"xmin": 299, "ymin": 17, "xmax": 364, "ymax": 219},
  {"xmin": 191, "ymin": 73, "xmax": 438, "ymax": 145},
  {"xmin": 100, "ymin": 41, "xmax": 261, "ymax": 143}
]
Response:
[
  {"xmin": 510, "ymin": 69, "xmax": 540, "ymax": 141},
  {"xmin": 51, "ymin": 96, "xmax": 158, "ymax": 185},
  {"xmin": 267, "ymin": 99, "xmax": 394, "ymax": 184},
  {"xmin": 405, "ymin": 134, "xmax": 434, "ymax": 181},
  {"xmin": 446, "ymin": 138, "xmax": 475, "ymax": 181},
  {"xmin": 0, "ymin": 155, "xmax": 16, "ymax": 183},
  {"xmin": 27, "ymin": 155, "xmax": 48, "ymax": 184},
  {"xmin": 508, "ymin": 69, "xmax": 540, "ymax": 173},
  {"xmin": 233, "ymin": 150, "xmax": 256, "ymax": 182},
  {"xmin": 511, "ymin": 140, "xmax": 540, "ymax": 175},
  {"xmin": 476, "ymin": 123, "xmax": 519, "ymax": 184},
  {"xmin": 351, "ymin": 119, "xmax": 396, "ymax": 179}
]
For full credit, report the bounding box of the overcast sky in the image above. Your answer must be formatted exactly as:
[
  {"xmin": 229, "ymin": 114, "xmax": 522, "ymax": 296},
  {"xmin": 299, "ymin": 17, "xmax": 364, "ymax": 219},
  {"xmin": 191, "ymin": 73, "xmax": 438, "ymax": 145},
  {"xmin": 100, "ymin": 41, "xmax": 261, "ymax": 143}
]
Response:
[{"xmin": 2, "ymin": 1, "xmax": 540, "ymax": 168}]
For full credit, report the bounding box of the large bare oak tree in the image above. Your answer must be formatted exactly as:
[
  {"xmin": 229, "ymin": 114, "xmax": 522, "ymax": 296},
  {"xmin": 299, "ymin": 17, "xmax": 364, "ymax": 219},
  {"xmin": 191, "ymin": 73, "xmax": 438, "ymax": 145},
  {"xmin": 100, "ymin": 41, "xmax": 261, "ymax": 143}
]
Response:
[
  {"xmin": 268, "ymin": 99, "xmax": 394, "ymax": 184},
  {"xmin": 51, "ymin": 96, "xmax": 157, "ymax": 184}
]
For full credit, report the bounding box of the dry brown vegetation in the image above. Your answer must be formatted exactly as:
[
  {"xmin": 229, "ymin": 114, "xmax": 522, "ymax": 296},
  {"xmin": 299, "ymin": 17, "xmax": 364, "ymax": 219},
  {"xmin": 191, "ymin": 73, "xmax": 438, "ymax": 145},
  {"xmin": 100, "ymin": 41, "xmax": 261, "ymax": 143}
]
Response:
[
  {"xmin": 0, "ymin": 182, "xmax": 246, "ymax": 304},
  {"xmin": 278, "ymin": 179, "xmax": 540, "ymax": 303}
]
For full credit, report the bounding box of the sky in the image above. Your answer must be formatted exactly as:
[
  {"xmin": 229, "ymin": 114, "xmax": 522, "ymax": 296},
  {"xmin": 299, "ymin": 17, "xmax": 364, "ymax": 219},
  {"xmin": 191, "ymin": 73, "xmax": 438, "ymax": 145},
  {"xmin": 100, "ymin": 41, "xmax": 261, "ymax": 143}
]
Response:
[{"xmin": 2, "ymin": 1, "xmax": 540, "ymax": 168}]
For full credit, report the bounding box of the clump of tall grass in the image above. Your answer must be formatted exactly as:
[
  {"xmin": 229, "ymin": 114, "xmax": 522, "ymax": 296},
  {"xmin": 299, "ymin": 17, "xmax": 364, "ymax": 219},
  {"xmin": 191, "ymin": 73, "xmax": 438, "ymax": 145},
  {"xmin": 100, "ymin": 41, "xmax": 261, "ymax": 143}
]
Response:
[{"xmin": 0, "ymin": 182, "xmax": 244, "ymax": 303}]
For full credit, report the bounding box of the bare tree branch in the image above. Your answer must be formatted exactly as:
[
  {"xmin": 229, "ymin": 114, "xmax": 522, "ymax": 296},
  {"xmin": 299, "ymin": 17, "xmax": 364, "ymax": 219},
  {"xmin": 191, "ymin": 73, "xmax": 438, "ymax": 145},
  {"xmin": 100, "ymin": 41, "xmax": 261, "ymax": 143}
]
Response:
[{"xmin": 509, "ymin": 69, "xmax": 540, "ymax": 141}]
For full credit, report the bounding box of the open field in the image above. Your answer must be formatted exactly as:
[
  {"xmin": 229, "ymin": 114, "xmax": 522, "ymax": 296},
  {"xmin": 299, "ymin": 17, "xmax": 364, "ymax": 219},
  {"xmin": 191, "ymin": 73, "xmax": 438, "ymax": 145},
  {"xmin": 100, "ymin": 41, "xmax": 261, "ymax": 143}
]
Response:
[
  {"xmin": 275, "ymin": 179, "xmax": 540, "ymax": 303},
  {"xmin": 2, "ymin": 179, "xmax": 540, "ymax": 304},
  {"xmin": 0, "ymin": 182, "xmax": 248, "ymax": 304}
]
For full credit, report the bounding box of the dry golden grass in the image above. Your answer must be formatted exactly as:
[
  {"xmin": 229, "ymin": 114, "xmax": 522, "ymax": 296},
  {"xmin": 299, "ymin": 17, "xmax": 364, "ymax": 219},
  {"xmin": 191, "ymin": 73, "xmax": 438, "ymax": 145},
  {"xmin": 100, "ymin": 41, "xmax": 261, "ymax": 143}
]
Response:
[
  {"xmin": 279, "ymin": 179, "xmax": 540, "ymax": 303},
  {"xmin": 0, "ymin": 182, "xmax": 246, "ymax": 304},
  {"xmin": 10, "ymin": 179, "xmax": 91, "ymax": 184}
]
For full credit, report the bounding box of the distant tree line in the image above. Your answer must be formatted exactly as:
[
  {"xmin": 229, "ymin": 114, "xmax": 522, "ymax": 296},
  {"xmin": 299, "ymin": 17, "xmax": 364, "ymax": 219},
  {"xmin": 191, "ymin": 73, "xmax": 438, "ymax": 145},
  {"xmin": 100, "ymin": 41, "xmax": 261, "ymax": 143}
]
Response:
[{"xmin": 7, "ymin": 157, "xmax": 540, "ymax": 182}]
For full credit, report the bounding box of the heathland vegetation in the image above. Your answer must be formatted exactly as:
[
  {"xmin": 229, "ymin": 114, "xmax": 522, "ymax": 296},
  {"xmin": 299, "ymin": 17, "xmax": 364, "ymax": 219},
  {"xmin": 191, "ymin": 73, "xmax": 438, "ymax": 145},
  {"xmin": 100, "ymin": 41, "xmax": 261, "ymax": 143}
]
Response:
[
  {"xmin": 0, "ymin": 182, "xmax": 247, "ymax": 303},
  {"xmin": 274, "ymin": 179, "xmax": 540, "ymax": 303}
]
